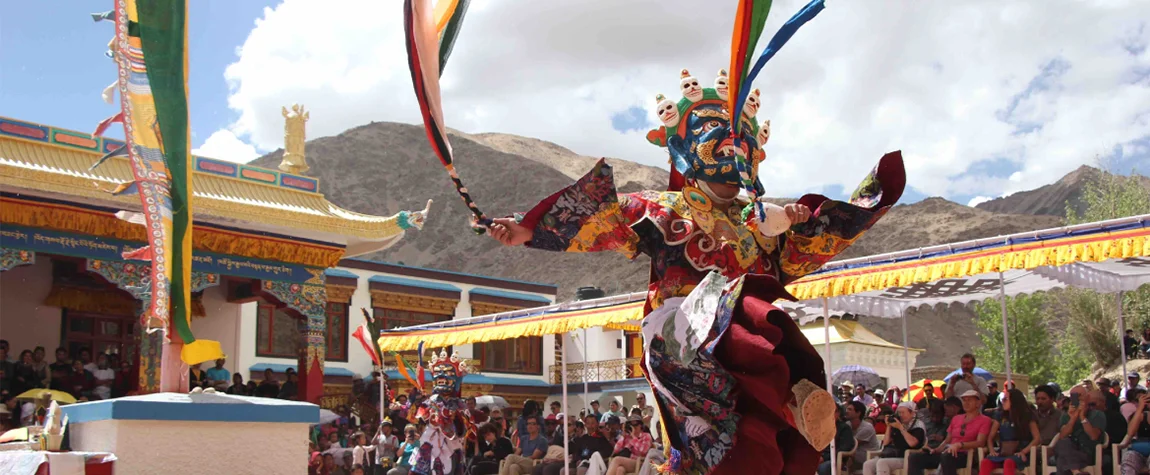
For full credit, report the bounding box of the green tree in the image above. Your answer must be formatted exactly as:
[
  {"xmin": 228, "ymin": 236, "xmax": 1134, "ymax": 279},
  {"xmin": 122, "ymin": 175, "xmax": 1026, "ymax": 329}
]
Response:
[
  {"xmin": 1056, "ymin": 163, "xmax": 1150, "ymax": 379},
  {"xmin": 1053, "ymin": 331, "xmax": 1094, "ymax": 389},
  {"xmin": 1065, "ymin": 165, "xmax": 1150, "ymax": 225},
  {"xmin": 1054, "ymin": 287, "xmax": 1121, "ymax": 367},
  {"xmin": 973, "ymin": 293, "xmax": 1056, "ymax": 385}
]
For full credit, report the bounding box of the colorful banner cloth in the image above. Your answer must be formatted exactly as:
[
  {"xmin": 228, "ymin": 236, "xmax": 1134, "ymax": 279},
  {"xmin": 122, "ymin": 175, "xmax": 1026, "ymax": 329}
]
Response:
[
  {"xmin": 378, "ymin": 299, "xmax": 644, "ymax": 352},
  {"xmin": 1, "ymin": 224, "xmax": 324, "ymax": 284},
  {"xmin": 108, "ymin": 0, "xmax": 220, "ymax": 363},
  {"xmin": 785, "ymin": 216, "xmax": 1150, "ymax": 300}
]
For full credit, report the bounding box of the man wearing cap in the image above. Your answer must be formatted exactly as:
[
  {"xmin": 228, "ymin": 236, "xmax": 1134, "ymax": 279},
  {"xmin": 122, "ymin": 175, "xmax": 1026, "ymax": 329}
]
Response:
[
  {"xmin": 983, "ymin": 381, "xmax": 1000, "ymax": 412},
  {"xmin": 944, "ymin": 354, "xmax": 988, "ymax": 406},
  {"xmin": 1122, "ymin": 372, "xmax": 1147, "ymax": 402},
  {"xmin": 907, "ymin": 390, "xmax": 992, "ymax": 475},
  {"xmin": 1054, "ymin": 390, "xmax": 1107, "ymax": 475}
]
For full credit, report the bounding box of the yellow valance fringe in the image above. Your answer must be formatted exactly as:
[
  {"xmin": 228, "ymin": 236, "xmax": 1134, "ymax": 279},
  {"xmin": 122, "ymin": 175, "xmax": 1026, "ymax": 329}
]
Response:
[
  {"xmin": 1, "ymin": 198, "xmax": 344, "ymax": 267},
  {"xmin": 377, "ymin": 302, "xmax": 645, "ymax": 352},
  {"xmin": 604, "ymin": 322, "xmax": 642, "ymax": 332},
  {"xmin": 44, "ymin": 285, "xmax": 137, "ymax": 316},
  {"xmin": 786, "ymin": 234, "xmax": 1149, "ymax": 301}
]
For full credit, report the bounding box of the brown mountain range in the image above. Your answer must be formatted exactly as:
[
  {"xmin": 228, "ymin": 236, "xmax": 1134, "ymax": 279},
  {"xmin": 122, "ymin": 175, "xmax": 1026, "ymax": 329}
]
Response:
[
  {"xmin": 975, "ymin": 165, "xmax": 1150, "ymax": 217},
  {"xmin": 252, "ymin": 122, "xmax": 1092, "ymax": 367}
]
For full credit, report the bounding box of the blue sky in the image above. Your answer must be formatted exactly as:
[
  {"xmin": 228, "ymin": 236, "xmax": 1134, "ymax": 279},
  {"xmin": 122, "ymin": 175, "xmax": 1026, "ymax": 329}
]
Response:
[{"xmin": 1, "ymin": 0, "xmax": 277, "ymax": 147}]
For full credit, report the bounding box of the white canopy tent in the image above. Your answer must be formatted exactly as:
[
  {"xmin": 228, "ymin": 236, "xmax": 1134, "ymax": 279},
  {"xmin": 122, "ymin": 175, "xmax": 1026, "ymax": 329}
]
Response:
[
  {"xmin": 787, "ymin": 215, "xmax": 1147, "ymax": 475},
  {"xmin": 376, "ymin": 215, "xmax": 1146, "ymax": 475},
  {"xmin": 782, "ymin": 214, "xmax": 1148, "ymax": 400}
]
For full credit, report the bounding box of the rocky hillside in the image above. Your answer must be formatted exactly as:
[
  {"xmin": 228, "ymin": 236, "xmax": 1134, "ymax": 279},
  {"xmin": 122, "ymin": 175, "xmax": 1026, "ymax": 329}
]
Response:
[
  {"xmin": 251, "ymin": 121, "xmax": 1096, "ymax": 368},
  {"xmin": 975, "ymin": 165, "xmax": 1150, "ymax": 217}
]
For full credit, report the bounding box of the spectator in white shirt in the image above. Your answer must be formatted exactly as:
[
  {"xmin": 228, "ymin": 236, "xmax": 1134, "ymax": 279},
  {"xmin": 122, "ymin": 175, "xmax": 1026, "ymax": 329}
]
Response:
[
  {"xmin": 351, "ymin": 431, "xmax": 373, "ymax": 469},
  {"xmin": 854, "ymin": 384, "xmax": 876, "ymax": 407},
  {"xmin": 90, "ymin": 354, "xmax": 115, "ymax": 400},
  {"xmin": 80, "ymin": 348, "xmax": 98, "ymax": 374},
  {"xmin": 373, "ymin": 418, "xmax": 399, "ymax": 471},
  {"xmin": 1121, "ymin": 372, "xmax": 1147, "ymax": 402}
]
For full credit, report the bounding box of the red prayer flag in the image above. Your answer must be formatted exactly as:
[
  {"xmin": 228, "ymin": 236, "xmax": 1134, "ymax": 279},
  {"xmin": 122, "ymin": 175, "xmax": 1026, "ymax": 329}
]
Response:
[{"xmin": 352, "ymin": 324, "xmax": 381, "ymax": 366}]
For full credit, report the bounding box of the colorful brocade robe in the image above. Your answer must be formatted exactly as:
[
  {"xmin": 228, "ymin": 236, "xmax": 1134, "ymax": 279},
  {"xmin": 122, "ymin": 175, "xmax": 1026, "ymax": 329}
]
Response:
[
  {"xmin": 516, "ymin": 154, "xmax": 904, "ymax": 474},
  {"xmin": 519, "ymin": 157, "xmax": 900, "ymax": 312}
]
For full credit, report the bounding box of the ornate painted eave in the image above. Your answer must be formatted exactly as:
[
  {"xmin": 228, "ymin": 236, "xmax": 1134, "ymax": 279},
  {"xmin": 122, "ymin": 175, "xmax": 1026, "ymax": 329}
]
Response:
[{"xmin": 0, "ymin": 117, "xmax": 419, "ymax": 250}]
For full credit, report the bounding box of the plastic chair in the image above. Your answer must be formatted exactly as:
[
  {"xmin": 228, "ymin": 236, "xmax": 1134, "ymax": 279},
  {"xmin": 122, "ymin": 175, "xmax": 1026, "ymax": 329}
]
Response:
[
  {"xmin": 865, "ymin": 448, "xmax": 921, "ymax": 475},
  {"xmin": 977, "ymin": 446, "xmax": 1038, "ymax": 475},
  {"xmin": 919, "ymin": 449, "xmax": 975, "ymax": 475},
  {"xmin": 835, "ymin": 448, "xmax": 856, "ymax": 475},
  {"xmin": 1042, "ymin": 433, "xmax": 1110, "ymax": 475},
  {"xmin": 1110, "ymin": 434, "xmax": 1150, "ymax": 475}
]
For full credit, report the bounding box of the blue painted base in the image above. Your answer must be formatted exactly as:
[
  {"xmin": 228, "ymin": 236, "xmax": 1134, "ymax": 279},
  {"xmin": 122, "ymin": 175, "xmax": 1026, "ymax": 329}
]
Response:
[{"xmin": 61, "ymin": 392, "xmax": 319, "ymax": 424}]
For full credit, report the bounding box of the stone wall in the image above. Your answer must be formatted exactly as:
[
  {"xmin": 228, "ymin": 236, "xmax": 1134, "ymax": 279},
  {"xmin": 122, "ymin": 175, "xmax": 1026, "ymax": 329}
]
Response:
[{"xmin": 911, "ymin": 365, "xmax": 1031, "ymax": 396}]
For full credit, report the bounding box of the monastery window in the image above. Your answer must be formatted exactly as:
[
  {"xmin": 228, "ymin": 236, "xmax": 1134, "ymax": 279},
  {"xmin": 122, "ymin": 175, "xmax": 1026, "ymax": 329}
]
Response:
[
  {"xmin": 374, "ymin": 307, "xmax": 451, "ymax": 364},
  {"xmin": 477, "ymin": 336, "xmax": 543, "ymax": 375},
  {"xmin": 255, "ymin": 304, "xmax": 300, "ymax": 359},
  {"xmin": 325, "ymin": 302, "xmax": 349, "ymax": 363}
]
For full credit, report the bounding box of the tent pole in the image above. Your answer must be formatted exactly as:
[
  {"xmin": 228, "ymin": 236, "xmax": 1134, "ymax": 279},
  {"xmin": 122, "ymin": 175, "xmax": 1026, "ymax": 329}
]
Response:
[
  {"xmin": 1119, "ymin": 291, "xmax": 1128, "ymax": 388},
  {"xmin": 998, "ymin": 271, "xmax": 1012, "ymax": 383},
  {"xmin": 823, "ymin": 297, "xmax": 836, "ymax": 475},
  {"xmin": 902, "ymin": 307, "xmax": 911, "ymax": 397},
  {"xmin": 561, "ymin": 332, "xmax": 570, "ymax": 471},
  {"xmin": 583, "ymin": 327, "xmax": 590, "ymax": 414}
]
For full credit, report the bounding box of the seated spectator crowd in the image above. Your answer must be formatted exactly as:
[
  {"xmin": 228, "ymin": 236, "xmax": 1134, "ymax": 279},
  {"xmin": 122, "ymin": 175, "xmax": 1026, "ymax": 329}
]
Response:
[
  {"xmin": 816, "ymin": 353, "xmax": 1150, "ymax": 475},
  {"xmin": 307, "ymin": 393, "xmax": 665, "ymax": 475}
]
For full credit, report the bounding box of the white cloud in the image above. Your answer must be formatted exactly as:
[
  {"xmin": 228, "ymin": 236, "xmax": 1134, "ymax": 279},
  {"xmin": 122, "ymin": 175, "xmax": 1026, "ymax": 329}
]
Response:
[
  {"xmin": 192, "ymin": 129, "xmax": 261, "ymax": 163},
  {"xmin": 967, "ymin": 196, "xmax": 993, "ymax": 208},
  {"xmin": 214, "ymin": 0, "xmax": 1150, "ymax": 199}
]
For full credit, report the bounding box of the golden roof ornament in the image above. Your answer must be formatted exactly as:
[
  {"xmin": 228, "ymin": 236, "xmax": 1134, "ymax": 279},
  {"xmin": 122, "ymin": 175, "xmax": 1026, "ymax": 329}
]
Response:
[{"xmin": 280, "ymin": 104, "xmax": 310, "ymax": 175}]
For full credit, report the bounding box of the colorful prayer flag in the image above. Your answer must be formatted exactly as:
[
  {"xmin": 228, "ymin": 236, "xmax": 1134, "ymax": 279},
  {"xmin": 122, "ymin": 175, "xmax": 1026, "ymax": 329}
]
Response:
[{"xmin": 353, "ymin": 324, "xmax": 381, "ymax": 366}]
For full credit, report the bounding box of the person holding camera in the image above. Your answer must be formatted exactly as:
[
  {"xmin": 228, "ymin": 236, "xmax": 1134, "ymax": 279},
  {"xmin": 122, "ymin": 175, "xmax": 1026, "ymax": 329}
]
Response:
[
  {"xmin": 907, "ymin": 390, "xmax": 992, "ymax": 475},
  {"xmin": 863, "ymin": 402, "xmax": 925, "ymax": 475},
  {"xmin": 1119, "ymin": 393, "xmax": 1150, "ymax": 475},
  {"xmin": 944, "ymin": 355, "xmax": 988, "ymax": 407},
  {"xmin": 1053, "ymin": 390, "xmax": 1107, "ymax": 475}
]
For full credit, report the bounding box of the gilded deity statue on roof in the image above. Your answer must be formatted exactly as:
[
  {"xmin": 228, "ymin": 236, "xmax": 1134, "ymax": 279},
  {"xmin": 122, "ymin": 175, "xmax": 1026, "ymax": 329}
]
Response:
[{"xmin": 280, "ymin": 103, "xmax": 310, "ymax": 175}]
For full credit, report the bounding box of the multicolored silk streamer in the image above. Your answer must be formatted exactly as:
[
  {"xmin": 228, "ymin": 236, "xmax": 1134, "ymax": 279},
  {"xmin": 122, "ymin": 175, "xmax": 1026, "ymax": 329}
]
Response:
[
  {"xmin": 735, "ymin": 0, "xmax": 825, "ymax": 123},
  {"xmin": 360, "ymin": 308, "xmax": 385, "ymax": 366},
  {"xmin": 109, "ymin": 0, "xmax": 221, "ymax": 365},
  {"xmin": 727, "ymin": 0, "xmax": 824, "ymax": 134},
  {"xmin": 403, "ymin": 0, "xmax": 490, "ymax": 232},
  {"xmin": 416, "ymin": 341, "xmax": 426, "ymax": 391},
  {"xmin": 392, "ymin": 351, "xmax": 421, "ymax": 391}
]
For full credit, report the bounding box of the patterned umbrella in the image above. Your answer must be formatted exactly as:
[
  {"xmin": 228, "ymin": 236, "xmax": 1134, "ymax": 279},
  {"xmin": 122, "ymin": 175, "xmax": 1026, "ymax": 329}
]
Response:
[
  {"xmin": 475, "ymin": 395, "xmax": 509, "ymax": 410},
  {"xmin": 831, "ymin": 365, "xmax": 882, "ymax": 388},
  {"xmin": 903, "ymin": 379, "xmax": 944, "ymax": 402}
]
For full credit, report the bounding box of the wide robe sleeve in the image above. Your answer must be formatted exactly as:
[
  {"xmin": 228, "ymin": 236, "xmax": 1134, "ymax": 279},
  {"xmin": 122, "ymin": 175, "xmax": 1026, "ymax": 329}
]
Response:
[
  {"xmin": 776, "ymin": 151, "xmax": 907, "ymax": 284},
  {"xmin": 518, "ymin": 159, "xmax": 646, "ymax": 258}
]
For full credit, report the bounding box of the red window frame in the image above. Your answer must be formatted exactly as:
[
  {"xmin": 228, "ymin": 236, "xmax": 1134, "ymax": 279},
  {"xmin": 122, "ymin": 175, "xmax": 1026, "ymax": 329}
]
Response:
[
  {"xmin": 476, "ymin": 336, "xmax": 543, "ymax": 375},
  {"xmin": 325, "ymin": 302, "xmax": 349, "ymax": 362},
  {"xmin": 255, "ymin": 303, "xmax": 297, "ymax": 359},
  {"xmin": 373, "ymin": 307, "xmax": 451, "ymax": 364}
]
